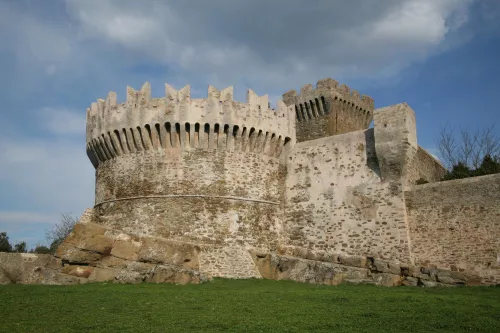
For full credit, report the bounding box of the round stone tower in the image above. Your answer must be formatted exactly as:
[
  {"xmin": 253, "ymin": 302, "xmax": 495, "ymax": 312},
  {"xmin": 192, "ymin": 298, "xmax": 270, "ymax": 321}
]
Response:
[{"xmin": 85, "ymin": 82, "xmax": 295, "ymax": 278}]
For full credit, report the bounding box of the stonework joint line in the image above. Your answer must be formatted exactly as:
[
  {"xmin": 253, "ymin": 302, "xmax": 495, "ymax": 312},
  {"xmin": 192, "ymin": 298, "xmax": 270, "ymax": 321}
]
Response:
[{"xmin": 94, "ymin": 194, "xmax": 280, "ymax": 206}]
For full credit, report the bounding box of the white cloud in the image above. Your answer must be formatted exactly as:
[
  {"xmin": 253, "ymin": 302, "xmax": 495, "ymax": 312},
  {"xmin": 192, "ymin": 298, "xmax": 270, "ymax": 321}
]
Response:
[
  {"xmin": 39, "ymin": 107, "xmax": 86, "ymax": 136},
  {"xmin": 0, "ymin": 137, "xmax": 94, "ymax": 217},
  {"xmin": 0, "ymin": 134, "xmax": 94, "ymax": 244},
  {"xmin": 61, "ymin": 0, "xmax": 477, "ymax": 94},
  {"xmin": 0, "ymin": 212, "xmax": 58, "ymax": 225}
]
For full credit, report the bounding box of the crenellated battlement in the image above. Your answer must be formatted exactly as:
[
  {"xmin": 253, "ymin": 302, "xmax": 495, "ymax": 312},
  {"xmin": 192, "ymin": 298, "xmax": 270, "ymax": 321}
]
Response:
[
  {"xmin": 86, "ymin": 83, "xmax": 296, "ymax": 168},
  {"xmin": 282, "ymin": 78, "xmax": 374, "ymax": 111},
  {"xmin": 282, "ymin": 78, "xmax": 375, "ymax": 142}
]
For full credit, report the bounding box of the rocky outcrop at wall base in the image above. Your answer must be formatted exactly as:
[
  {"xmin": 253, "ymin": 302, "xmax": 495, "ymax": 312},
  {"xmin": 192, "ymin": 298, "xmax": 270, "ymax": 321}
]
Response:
[
  {"xmin": 0, "ymin": 222, "xmax": 208, "ymax": 285},
  {"xmin": 0, "ymin": 222, "xmax": 484, "ymax": 287},
  {"xmin": 0, "ymin": 253, "xmax": 87, "ymax": 285},
  {"xmin": 249, "ymin": 252, "xmax": 481, "ymax": 287},
  {"xmin": 0, "ymin": 251, "xmax": 207, "ymax": 285}
]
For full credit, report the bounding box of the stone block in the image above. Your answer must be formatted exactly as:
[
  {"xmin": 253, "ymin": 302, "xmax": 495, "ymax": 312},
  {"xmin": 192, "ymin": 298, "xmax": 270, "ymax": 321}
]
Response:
[
  {"xmin": 402, "ymin": 277, "xmax": 419, "ymax": 286},
  {"xmin": 148, "ymin": 265, "xmax": 206, "ymax": 285},
  {"xmin": 250, "ymin": 252, "xmax": 277, "ymax": 280},
  {"xmin": 339, "ymin": 255, "xmax": 367, "ymax": 268},
  {"xmin": 436, "ymin": 270, "xmax": 467, "ymax": 285},
  {"xmin": 372, "ymin": 273, "xmax": 402, "ymax": 287},
  {"xmin": 51, "ymin": 273, "xmax": 89, "ymax": 285},
  {"xmin": 137, "ymin": 237, "xmax": 199, "ymax": 269},
  {"xmin": 61, "ymin": 265, "xmax": 94, "ymax": 278},
  {"xmin": 408, "ymin": 266, "xmax": 436, "ymax": 281},
  {"xmin": 88, "ymin": 267, "xmax": 117, "ymax": 282},
  {"xmin": 98, "ymin": 256, "xmax": 131, "ymax": 269},
  {"xmin": 115, "ymin": 270, "xmax": 145, "ymax": 284},
  {"xmin": 421, "ymin": 280, "xmax": 443, "ymax": 288},
  {"xmin": 261, "ymin": 254, "xmax": 370, "ymax": 286},
  {"xmin": 63, "ymin": 223, "xmax": 107, "ymax": 247},
  {"xmin": 372, "ymin": 259, "xmax": 401, "ymax": 274},
  {"xmin": 83, "ymin": 235, "xmax": 114, "ymax": 254},
  {"xmin": 111, "ymin": 240, "xmax": 141, "ymax": 261},
  {"xmin": 56, "ymin": 243, "xmax": 102, "ymax": 264}
]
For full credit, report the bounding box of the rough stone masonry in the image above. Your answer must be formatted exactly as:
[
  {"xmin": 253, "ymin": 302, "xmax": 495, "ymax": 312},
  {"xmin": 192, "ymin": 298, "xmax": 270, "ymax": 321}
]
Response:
[{"xmin": 1, "ymin": 78, "xmax": 498, "ymax": 286}]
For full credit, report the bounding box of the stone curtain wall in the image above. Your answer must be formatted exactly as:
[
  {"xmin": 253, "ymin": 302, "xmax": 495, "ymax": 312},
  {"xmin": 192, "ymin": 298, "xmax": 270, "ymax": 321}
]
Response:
[
  {"xmin": 283, "ymin": 129, "xmax": 411, "ymax": 261},
  {"xmin": 406, "ymin": 147, "xmax": 447, "ymax": 185},
  {"xmin": 405, "ymin": 173, "xmax": 500, "ymax": 284}
]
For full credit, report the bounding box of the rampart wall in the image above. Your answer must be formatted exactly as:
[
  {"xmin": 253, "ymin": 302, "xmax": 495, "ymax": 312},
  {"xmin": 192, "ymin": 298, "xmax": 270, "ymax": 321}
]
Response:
[
  {"xmin": 406, "ymin": 147, "xmax": 447, "ymax": 185},
  {"xmin": 282, "ymin": 78, "xmax": 374, "ymax": 142},
  {"xmin": 282, "ymin": 103, "xmax": 419, "ymax": 263},
  {"xmin": 282, "ymin": 129, "xmax": 409, "ymax": 262},
  {"xmin": 405, "ymin": 173, "xmax": 500, "ymax": 284}
]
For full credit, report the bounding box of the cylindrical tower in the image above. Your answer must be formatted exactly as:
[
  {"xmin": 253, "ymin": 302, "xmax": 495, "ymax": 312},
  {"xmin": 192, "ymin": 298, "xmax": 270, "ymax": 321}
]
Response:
[{"xmin": 85, "ymin": 82, "xmax": 295, "ymax": 278}]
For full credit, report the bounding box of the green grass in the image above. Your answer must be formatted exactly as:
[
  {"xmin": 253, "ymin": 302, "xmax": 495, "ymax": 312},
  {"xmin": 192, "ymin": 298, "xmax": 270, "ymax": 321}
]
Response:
[{"xmin": 1, "ymin": 279, "xmax": 499, "ymax": 333}]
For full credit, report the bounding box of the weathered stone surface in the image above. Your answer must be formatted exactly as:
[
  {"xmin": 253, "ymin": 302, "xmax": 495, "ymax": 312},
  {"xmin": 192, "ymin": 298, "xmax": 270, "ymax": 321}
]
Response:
[
  {"xmin": 372, "ymin": 259, "xmax": 401, "ymax": 275},
  {"xmin": 339, "ymin": 255, "xmax": 367, "ymax": 268},
  {"xmin": 137, "ymin": 237, "xmax": 199, "ymax": 269},
  {"xmin": 406, "ymin": 173, "xmax": 500, "ymax": 285},
  {"xmin": 88, "ymin": 267, "xmax": 117, "ymax": 282},
  {"xmin": 61, "ymin": 265, "xmax": 94, "ymax": 278},
  {"xmin": 0, "ymin": 268, "xmax": 11, "ymax": 284},
  {"xmin": 148, "ymin": 265, "xmax": 206, "ymax": 285},
  {"xmin": 111, "ymin": 240, "xmax": 141, "ymax": 261},
  {"xmin": 253, "ymin": 254, "xmax": 373, "ymax": 286},
  {"xmin": 420, "ymin": 280, "xmax": 445, "ymax": 288},
  {"xmin": 62, "ymin": 223, "xmax": 110, "ymax": 252},
  {"xmin": 410, "ymin": 266, "xmax": 437, "ymax": 281},
  {"xmin": 372, "ymin": 273, "xmax": 402, "ymax": 287},
  {"xmin": 402, "ymin": 277, "xmax": 419, "ymax": 287},
  {"xmin": 435, "ymin": 270, "xmax": 467, "ymax": 285},
  {"xmin": 282, "ymin": 78, "xmax": 374, "ymax": 141},
  {"xmin": 56, "ymin": 243, "xmax": 102, "ymax": 264},
  {"xmin": 0, "ymin": 253, "xmax": 89, "ymax": 285},
  {"xmin": 97, "ymin": 255, "xmax": 131, "ymax": 269},
  {"xmin": 115, "ymin": 270, "xmax": 147, "ymax": 284}
]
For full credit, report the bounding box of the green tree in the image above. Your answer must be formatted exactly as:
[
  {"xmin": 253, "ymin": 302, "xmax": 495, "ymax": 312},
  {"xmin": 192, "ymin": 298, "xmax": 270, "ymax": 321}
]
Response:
[
  {"xmin": 0, "ymin": 232, "xmax": 12, "ymax": 252},
  {"xmin": 33, "ymin": 245, "xmax": 51, "ymax": 254},
  {"xmin": 442, "ymin": 162, "xmax": 473, "ymax": 181},
  {"xmin": 13, "ymin": 241, "xmax": 27, "ymax": 253},
  {"xmin": 474, "ymin": 154, "xmax": 500, "ymax": 176}
]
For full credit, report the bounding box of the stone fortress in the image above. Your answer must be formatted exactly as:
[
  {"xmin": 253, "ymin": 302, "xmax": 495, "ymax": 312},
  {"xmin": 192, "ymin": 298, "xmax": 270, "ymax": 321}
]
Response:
[{"xmin": 2, "ymin": 78, "xmax": 499, "ymax": 286}]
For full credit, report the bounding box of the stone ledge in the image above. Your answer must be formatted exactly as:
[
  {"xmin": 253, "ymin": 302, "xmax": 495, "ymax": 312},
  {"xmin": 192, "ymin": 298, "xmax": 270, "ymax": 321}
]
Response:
[{"xmin": 254, "ymin": 247, "xmax": 484, "ymax": 287}]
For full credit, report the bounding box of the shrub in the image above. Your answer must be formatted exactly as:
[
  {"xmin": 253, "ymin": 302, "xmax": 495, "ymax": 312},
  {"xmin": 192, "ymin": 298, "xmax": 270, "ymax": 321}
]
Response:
[
  {"xmin": 33, "ymin": 245, "xmax": 51, "ymax": 254},
  {"xmin": 441, "ymin": 155, "xmax": 500, "ymax": 181},
  {"xmin": 0, "ymin": 232, "xmax": 12, "ymax": 253}
]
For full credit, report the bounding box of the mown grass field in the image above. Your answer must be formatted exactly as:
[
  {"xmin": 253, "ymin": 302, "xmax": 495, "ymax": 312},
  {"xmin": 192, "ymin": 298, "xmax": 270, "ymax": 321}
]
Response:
[{"xmin": 0, "ymin": 279, "xmax": 499, "ymax": 333}]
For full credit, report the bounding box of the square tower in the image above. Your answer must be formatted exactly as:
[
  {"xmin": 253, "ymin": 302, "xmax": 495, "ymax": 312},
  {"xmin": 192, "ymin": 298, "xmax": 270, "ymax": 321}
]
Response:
[{"xmin": 282, "ymin": 78, "xmax": 375, "ymax": 142}]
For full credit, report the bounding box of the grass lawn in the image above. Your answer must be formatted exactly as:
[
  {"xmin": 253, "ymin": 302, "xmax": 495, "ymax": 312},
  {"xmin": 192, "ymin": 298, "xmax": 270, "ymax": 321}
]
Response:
[{"xmin": 0, "ymin": 279, "xmax": 499, "ymax": 333}]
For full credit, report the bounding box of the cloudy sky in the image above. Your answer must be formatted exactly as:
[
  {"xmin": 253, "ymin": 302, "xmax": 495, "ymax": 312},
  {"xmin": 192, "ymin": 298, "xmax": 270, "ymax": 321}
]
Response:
[{"xmin": 1, "ymin": 0, "xmax": 499, "ymax": 247}]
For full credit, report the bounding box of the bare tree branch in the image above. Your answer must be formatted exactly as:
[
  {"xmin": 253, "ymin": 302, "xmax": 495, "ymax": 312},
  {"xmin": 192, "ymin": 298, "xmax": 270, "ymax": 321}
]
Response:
[
  {"xmin": 45, "ymin": 213, "xmax": 78, "ymax": 246},
  {"xmin": 437, "ymin": 125, "xmax": 500, "ymax": 170}
]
